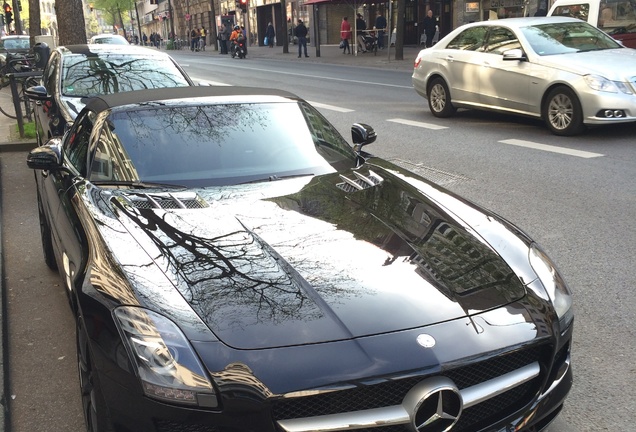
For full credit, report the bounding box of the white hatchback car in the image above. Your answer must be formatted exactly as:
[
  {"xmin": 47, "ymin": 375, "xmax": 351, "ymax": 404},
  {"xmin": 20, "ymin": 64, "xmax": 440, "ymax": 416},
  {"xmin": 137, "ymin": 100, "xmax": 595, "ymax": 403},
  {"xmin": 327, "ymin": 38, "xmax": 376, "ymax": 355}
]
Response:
[
  {"xmin": 412, "ymin": 16, "xmax": 636, "ymax": 135},
  {"xmin": 89, "ymin": 34, "xmax": 129, "ymax": 45}
]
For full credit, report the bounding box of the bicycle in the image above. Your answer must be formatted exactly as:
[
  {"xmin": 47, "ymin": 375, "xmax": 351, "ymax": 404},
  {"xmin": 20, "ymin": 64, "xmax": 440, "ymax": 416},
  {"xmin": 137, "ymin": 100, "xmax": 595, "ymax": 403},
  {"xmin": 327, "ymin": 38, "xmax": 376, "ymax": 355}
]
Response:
[{"xmin": 0, "ymin": 54, "xmax": 39, "ymax": 120}]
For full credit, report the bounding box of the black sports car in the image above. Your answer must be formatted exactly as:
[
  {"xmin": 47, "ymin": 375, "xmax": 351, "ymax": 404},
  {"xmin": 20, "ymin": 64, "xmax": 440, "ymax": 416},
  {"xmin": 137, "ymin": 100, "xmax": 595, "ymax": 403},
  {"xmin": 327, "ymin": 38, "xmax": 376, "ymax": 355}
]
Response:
[{"xmin": 27, "ymin": 86, "xmax": 573, "ymax": 432}]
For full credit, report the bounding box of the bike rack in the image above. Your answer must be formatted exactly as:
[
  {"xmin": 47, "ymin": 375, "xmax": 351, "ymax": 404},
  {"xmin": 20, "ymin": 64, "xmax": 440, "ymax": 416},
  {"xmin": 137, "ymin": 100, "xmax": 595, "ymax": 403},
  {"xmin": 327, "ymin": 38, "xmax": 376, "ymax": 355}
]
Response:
[{"xmin": 7, "ymin": 71, "xmax": 42, "ymax": 138}]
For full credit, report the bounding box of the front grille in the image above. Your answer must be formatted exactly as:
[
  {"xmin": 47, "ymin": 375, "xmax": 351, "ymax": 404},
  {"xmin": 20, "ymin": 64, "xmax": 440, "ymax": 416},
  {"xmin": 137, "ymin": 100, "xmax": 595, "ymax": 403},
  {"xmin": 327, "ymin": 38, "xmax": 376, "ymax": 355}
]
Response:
[
  {"xmin": 272, "ymin": 344, "xmax": 546, "ymax": 423},
  {"xmin": 453, "ymin": 378, "xmax": 538, "ymax": 432}
]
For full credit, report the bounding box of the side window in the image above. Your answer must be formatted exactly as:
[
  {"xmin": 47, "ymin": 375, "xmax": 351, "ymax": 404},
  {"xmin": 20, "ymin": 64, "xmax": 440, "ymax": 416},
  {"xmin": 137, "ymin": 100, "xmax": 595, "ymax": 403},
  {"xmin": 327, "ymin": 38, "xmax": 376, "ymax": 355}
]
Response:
[
  {"xmin": 43, "ymin": 52, "xmax": 58, "ymax": 94},
  {"xmin": 446, "ymin": 27, "xmax": 488, "ymax": 51},
  {"xmin": 65, "ymin": 111, "xmax": 96, "ymax": 176},
  {"xmin": 552, "ymin": 3, "xmax": 590, "ymax": 21},
  {"xmin": 484, "ymin": 27, "xmax": 521, "ymax": 54},
  {"xmin": 89, "ymin": 122, "xmax": 132, "ymax": 182}
]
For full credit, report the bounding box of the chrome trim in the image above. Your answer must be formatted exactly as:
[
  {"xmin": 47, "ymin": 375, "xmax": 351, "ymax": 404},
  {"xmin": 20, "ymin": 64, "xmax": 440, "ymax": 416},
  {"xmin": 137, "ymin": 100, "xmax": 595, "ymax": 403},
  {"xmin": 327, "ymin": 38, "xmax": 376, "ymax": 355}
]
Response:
[
  {"xmin": 277, "ymin": 362, "xmax": 541, "ymax": 432},
  {"xmin": 539, "ymin": 355, "xmax": 571, "ymax": 400},
  {"xmin": 461, "ymin": 362, "xmax": 539, "ymax": 408}
]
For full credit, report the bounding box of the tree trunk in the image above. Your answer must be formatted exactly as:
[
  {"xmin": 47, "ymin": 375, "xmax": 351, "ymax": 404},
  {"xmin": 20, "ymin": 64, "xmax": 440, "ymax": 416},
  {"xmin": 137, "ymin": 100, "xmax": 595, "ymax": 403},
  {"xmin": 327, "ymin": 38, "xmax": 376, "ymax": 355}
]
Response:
[
  {"xmin": 29, "ymin": 0, "xmax": 41, "ymax": 47},
  {"xmin": 394, "ymin": 0, "xmax": 405, "ymax": 60},
  {"xmin": 55, "ymin": 0, "xmax": 87, "ymax": 45}
]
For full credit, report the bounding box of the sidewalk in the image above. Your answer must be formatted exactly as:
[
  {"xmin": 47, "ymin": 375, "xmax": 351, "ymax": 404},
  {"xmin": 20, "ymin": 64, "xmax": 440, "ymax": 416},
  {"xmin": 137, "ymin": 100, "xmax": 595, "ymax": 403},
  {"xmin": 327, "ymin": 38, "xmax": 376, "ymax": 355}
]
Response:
[{"xmin": 180, "ymin": 42, "xmax": 422, "ymax": 72}]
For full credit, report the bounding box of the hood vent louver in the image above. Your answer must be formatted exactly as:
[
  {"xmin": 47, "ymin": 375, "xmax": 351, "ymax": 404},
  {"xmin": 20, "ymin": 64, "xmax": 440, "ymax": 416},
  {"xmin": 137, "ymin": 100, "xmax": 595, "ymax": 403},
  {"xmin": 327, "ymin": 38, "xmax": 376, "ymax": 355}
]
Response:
[
  {"xmin": 336, "ymin": 170, "xmax": 384, "ymax": 193},
  {"xmin": 115, "ymin": 193, "xmax": 209, "ymax": 210}
]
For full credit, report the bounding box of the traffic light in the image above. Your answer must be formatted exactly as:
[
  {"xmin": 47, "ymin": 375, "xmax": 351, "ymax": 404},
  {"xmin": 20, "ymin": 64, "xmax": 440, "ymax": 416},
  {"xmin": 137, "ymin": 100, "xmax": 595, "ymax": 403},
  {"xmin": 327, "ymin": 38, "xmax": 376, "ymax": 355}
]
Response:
[
  {"xmin": 3, "ymin": 2, "xmax": 12, "ymax": 27},
  {"xmin": 239, "ymin": 0, "xmax": 247, "ymax": 12}
]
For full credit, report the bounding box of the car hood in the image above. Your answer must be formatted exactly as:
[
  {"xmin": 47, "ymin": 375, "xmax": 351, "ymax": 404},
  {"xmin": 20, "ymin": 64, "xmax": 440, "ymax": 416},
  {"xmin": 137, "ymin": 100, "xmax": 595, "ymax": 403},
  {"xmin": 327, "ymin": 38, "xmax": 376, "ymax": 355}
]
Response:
[
  {"xmin": 60, "ymin": 95, "xmax": 86, "ymax": 121},
  {"xmin": 537, "ymin": 48, "xmax": 636, "ymax": 79},
  {"xmin": 102, "ymin": 164, "xmax": 528, "ymax": 350}
]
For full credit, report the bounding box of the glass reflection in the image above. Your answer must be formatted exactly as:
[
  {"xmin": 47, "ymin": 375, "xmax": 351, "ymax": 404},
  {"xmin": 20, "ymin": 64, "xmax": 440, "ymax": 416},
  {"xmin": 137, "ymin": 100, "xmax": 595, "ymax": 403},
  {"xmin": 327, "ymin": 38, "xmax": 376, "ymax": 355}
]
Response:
[
  {"xmin": 97, "ymin": 103, "xmax": 350, "ymax": 187},
  {"xmin": 62, "ymin": 51, "xmax": 191, "ymax": 97}
]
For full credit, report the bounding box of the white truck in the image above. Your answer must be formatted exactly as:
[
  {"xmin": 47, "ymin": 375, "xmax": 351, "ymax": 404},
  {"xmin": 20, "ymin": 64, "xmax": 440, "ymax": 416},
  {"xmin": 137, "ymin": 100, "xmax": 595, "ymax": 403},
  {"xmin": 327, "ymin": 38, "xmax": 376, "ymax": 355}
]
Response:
[{"xmin": 547, "ymin": 0, "xmax": 636, "ymax": 48}]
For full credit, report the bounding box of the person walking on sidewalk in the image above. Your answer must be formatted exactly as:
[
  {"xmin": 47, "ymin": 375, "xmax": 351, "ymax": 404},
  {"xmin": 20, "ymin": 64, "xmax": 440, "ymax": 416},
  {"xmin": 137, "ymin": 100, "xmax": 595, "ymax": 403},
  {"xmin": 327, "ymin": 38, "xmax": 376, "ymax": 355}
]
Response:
[
  {"xmin": 356, "ymin": 13, "xmax": 367, "ymax": 53},
  {"xmin": 340, "ymin": 17, "xmax": 352, "ymax": 54},
  {"xmin": 374, "ymin": 11, "xmax": 387, "ymax": 49},
  {"xmin": 295, "ymin": 19, "xmax": 309, "ymax": 58},
  {"xmin": 422, "ymin": 10, "xmax": 437, "ymax": 48},
  {"xmin": 200, "ymin": 27, "xmax": 207, "ymax": 51},
  {"xmin": 265, "ymin": 22, "xmax": 276, "ymax": 48}
]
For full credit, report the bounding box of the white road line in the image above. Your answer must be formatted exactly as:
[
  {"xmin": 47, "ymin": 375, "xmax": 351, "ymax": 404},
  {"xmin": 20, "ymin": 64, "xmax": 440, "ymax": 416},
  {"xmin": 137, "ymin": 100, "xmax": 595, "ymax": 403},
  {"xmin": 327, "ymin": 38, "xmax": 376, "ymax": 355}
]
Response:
[
  {"xmin": 388, "ymin": 118, "xmax": 448, "ymax": 130},
  {"xmin": 309, "ymin": 101, "xmax": 354, "ymax": 113},
  {"xmin": 499, "ymin": 139, "xmax": 604, "ymax": 158},
  {"xmin": 190, "ymin": 77, "xmax": 231, "ymax": 86}
]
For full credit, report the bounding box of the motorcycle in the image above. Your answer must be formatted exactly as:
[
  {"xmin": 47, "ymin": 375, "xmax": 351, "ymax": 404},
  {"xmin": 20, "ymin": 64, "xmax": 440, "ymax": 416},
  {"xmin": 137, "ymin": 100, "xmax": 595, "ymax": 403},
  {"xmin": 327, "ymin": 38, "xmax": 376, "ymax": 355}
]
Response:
[{"xmin": 231, "ymin": 37, "xmax": 247, "ymax": 59}]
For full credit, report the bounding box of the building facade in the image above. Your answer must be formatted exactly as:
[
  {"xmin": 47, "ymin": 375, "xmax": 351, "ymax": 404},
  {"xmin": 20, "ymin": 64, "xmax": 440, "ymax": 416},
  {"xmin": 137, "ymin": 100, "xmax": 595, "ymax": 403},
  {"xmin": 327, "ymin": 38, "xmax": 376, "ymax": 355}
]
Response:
[{"xmin": 133, "ymin": 0, "xmax": 543, "ymax": 48}]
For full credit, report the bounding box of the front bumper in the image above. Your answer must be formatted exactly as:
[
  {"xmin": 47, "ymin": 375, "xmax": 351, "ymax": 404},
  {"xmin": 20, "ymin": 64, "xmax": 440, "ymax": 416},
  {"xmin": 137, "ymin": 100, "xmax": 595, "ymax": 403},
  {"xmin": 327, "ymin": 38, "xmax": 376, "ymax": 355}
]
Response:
[{"xmin": 94, "ymin": 315, "xmax": 573, "ymax": 432}]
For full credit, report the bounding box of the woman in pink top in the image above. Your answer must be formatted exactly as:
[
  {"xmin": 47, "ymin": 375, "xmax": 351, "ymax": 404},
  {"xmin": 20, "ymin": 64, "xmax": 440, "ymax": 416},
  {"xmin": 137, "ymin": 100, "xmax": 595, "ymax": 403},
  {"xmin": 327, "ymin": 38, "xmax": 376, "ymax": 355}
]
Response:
[{"xmin": 340, "ymin": 17, "xmax": 352, "ymax": 54}]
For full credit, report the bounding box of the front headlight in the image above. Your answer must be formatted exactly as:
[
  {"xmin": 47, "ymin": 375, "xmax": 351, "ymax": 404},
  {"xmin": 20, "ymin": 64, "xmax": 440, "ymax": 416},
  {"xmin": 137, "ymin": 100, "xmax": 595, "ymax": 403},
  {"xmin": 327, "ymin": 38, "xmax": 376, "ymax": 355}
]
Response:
[
  {"xmin": 114, "ymin": 306, "xmax": 218, "ymax": 408},
  {"xmin": 584, "ymin": 74, "xmax": 619, "ymax": 93},
  {"xmin": 529, "ymin": 244, "xmax": 574, "ymax": 331}
]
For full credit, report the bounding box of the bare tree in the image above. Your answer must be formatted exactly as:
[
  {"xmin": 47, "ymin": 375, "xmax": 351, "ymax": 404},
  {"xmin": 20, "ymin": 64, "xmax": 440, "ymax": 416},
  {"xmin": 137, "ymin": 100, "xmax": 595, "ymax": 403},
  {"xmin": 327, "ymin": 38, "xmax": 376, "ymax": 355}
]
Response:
[
  {"xmin": 55, "ymin": 0, "xmax": 87, "ymax": 45},
  {"xmin": 29, "ymin": 0, "xmax": 41, "ymax": 47}
]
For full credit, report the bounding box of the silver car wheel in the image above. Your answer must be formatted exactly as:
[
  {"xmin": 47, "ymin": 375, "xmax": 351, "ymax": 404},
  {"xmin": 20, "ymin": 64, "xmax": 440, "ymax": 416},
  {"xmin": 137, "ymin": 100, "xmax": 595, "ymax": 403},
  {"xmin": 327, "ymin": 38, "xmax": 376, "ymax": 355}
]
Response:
[
  {"xmin": 547, "ymin": 93, "xmax": 574, "ymax": 130},
  {"xmin": 430, "ymin": 83, "xmax": 447, "ymax": 113},
  {"xmin": 544, "ymin": 86, "xmax": 584, "ymax": 136},
  {"xmin": 427, "ymin": 77, "xmax": 455, "ymax": 118}
]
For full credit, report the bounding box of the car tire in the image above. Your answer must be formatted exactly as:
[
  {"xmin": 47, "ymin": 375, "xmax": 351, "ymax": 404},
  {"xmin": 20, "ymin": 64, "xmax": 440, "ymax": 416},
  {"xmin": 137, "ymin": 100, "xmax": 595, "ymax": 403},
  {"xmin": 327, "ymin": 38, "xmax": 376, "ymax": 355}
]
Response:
[
  {"xmin": 77, "ymin": 323, "xmax": 115, "ymax": 432},
  {"xmin": 37, "ymin": 189, "xmax": 58, "ymax": 271},
  {"xmin": 543, "ymin": 86, "xmax": 585, "ymax": 136},
  {"xmin": 427, "ymin": 77, "xmax": 456, "ymax": 118}
]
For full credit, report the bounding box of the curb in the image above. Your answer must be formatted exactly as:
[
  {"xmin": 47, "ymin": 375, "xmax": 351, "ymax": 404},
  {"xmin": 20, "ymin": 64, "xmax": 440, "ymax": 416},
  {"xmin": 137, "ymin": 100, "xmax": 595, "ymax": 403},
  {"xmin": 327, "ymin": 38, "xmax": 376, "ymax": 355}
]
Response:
[{"xmin": 0, "ymin": 141, "xmax": 37, "ymax": 153}]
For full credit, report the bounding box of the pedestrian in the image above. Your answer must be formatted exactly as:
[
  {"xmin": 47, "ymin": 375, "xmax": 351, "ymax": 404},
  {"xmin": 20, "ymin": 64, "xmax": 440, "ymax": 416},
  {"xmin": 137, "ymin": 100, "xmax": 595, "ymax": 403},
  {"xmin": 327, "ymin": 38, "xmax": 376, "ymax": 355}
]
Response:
[
  {"xmin": 374, "ymin": 11, "xmax": 387, "ymax": 49},
  {"xmin": 142, "ymin": 33, "xmax": 148, "ymax": 46},
  {"xmin": 422, "ymin": 9, "xmax": 437, "ymax": 48},
  {"xmin": 191, "ymin": 28, "xmax": 199, "ymax": 51},
  {"xmin": 294, "ymin": 19, "xmax": 309, "ymax": 58},
  {"xmin": 219, "ymin": 23, "xmax": 229, "ymax": 54},
  {"xmin": 200, "ymin": 27, "xmax": 206, "ymax": 50},
  {"xmin": 356, "ymin": 13, "xmax": 367, "ymax": 53},
  {"xmin": 265, "ymin": 22, "xmax": 276, "ymax": 48},
  {"xmin": 340, "ymin": 17, "xmax": 352, "ymax": 54}
]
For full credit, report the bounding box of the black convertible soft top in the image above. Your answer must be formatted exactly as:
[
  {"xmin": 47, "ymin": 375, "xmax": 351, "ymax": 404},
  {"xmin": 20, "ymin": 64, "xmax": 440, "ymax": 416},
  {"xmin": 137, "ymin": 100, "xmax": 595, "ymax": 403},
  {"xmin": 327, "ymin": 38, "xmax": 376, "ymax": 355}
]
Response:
[{"xmin": 83, "ymin": 86, "xmax": 301, "ymax": 114}]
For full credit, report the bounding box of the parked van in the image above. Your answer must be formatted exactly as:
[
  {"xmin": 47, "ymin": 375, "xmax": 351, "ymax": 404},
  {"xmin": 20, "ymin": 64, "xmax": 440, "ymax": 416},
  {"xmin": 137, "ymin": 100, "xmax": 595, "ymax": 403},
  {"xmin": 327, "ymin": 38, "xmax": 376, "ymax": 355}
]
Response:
[{"xmin": 547, "ymin": 0, "xmax": 636, "ymax": 48}]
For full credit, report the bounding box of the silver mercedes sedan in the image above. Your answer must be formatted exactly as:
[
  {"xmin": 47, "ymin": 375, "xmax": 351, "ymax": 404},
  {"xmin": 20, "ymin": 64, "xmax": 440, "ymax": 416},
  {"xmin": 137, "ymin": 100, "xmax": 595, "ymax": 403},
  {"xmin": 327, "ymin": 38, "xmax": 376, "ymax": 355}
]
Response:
[{"xmin": 412, "ymin": 16, "xmax": 636, "ymax": 136}]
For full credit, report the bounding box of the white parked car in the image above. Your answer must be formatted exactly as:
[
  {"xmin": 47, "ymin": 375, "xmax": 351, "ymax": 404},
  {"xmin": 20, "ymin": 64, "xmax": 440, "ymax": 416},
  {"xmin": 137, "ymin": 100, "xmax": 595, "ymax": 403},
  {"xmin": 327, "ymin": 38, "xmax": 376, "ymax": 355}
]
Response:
[
  {"xmin": 412, "ymin": 16, "xmax": 636, "ymax": 135},
  {"xmin": 89, "ymin": 34, "xmax": 129, "ymax": 45}
]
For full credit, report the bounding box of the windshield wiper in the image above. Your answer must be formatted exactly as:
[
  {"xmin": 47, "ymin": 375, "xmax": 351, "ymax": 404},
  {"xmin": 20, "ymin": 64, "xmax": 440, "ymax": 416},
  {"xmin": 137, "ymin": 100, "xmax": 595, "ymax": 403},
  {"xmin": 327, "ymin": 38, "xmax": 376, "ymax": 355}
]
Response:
[
  {"xmin": 239, "ymin": 173, "xmax": 314, "ymax": 185},
  {"xmin": 92, "ymin": 180, "xmax": 186, "ymax": 189}
]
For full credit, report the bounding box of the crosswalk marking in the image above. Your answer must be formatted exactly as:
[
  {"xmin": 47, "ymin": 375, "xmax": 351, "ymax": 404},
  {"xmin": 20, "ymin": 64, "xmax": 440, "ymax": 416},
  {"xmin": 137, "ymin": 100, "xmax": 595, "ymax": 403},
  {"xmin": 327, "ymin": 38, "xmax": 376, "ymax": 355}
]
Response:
[
  {"xmin": 387, "ymin": 118, "xmax": 449, "ymax": 130},
  {"xmin": 309, "ymin": 101, "xmax": 354, "ymax": 113},
  {"xmin": 499, "ymin": 139, "xmax": 604, "ymax": 158}
]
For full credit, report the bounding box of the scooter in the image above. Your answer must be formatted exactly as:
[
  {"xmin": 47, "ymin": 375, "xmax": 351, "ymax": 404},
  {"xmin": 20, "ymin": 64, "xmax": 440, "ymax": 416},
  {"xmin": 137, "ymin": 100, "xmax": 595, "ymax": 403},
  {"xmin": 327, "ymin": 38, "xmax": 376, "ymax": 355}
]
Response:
[{"xmin": 231, "ymin": 37, "xmax": 247, "ymax": 59}]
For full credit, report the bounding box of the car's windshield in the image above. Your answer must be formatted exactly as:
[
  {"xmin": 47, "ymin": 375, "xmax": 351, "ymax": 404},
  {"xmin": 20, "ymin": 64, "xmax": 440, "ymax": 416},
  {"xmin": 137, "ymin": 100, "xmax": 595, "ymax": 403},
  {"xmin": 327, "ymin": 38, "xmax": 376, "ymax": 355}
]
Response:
[
  {"xmin": 89, "ymin": 101, "xmax": 355, "ymax": 187},
  {"xmin": 61, "ymin": 53, "xmax": 190, "ymax": 97},
  {"xmin": 0, "ymin": 37, "xmax": 30, "ymax": 51},
  {"xmin": 521, "ymin": 21, "xmax": 622, "ymax": 55},
  {"xmin": 92, "ymin": 36, "xmax": 128, "ymax": 45}
]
